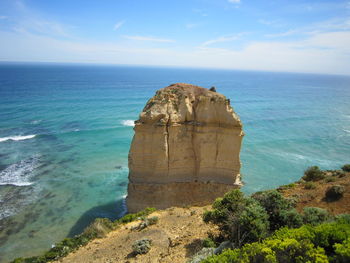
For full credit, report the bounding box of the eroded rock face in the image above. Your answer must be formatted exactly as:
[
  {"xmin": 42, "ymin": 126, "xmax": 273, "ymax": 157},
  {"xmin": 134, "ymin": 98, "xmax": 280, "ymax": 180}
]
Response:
[{"xmin": 126, "ymin": 83, "xmax": 244, "ymax": 212}]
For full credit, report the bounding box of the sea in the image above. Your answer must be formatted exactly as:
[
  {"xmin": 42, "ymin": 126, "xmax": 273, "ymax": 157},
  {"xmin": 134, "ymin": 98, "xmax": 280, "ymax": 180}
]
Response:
[{"xmin": 0, "ymin": 63, "xmax": 349, "ymax": 262}]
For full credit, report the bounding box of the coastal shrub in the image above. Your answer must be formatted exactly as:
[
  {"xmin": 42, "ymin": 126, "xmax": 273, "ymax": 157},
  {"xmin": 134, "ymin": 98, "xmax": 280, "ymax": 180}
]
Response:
[
  {"xmin": 204, "ymin": 221, "xmax": 350, "ymax": 263},
  {"xmin": 303, "ymin": 207, "xmax": 330, "ymax": 226},
  {"xmin": 277, "ymin": 183, "xmax": 296, "ymax": 191},
  {"xmin": 304, "ymin": 182, "xmax": 316, "ymax": 189},
  {"xmin": 147, "ymin": 216, "xmax": 159, "ymax": 225},
  {"xmin": 203, "ymin": 190, "xmax": 269, "ymax": 247},
  {"xmin": 279, "ymin": 209, "xmax": 303, "ymax": 228},
  {"xmin": 202, "ymin": 238, "xmax": 328, "ymax": 263},
  {"xmin": 325, "ymin": 185, "xmax": 345, "ymax": 201},
  {"xmin": 132, "ymin": 216, "xmax": 159, "ymax": 231},
  {"xmin": 83, "ymin": 218, "xmax": 114, "ymax": 238},
  {"xmin": 202, "ymin": 238, "xmax": 216, "ymax": 248},
  {"xmin": 334, "ymin": 238, "xmax": 350, "ymax": 262},
  {"xmin": 303, "ymin": 166, "xmax": 325, "ymax": 181},
  {"xmin": 252, "ymin": 190, "xmax": 295, "ymax": 231},
  {"xmin": 115, "ymin": 207, "xmax": 156, "ymax": 224},
  {"xmin": 325, "ymin": 177, "xmax": 336, "ymax": 183},
  {"xmin": 335, "ymin": 214, "xmax": 350, "ymax": 224},
  {"xmin": 341, "ymin": 164, "xmax": 350, "ymax": 172},
  {"xmin": 132, "ymin": 238, "xmax": 152, "ymax": 255}
]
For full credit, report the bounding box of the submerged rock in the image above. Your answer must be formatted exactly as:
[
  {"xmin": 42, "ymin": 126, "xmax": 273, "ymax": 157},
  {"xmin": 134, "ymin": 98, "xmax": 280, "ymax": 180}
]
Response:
[{"xmin": 126, "ymin": 83, "xmax": 244, "ymax": 212}]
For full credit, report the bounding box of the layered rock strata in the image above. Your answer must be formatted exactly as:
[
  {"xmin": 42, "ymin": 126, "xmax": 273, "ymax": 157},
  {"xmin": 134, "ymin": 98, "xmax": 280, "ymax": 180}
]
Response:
[{"xmin": 126, "ymin": 83, "xmax": 244, "ymax": 212}]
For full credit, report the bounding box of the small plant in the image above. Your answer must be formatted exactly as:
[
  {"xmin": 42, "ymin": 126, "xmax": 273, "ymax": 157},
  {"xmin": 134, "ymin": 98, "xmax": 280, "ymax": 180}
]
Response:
[
  {"xmin": 325, "ymin": 177, "xmax": 336, "ymax": 183},
  {"xmin": 147, "ymin": 216, "xmax": 159, "ymax": 225},
  {"xmin": 303, "ymin": 207, "xmax": 330, "ymax": 225},
  {"xmin": 325, "ymin": 185, "xmax": 345, "ymax": 201},
  {"xmin": 303, "ymin": 166, "xmax": 325, "ymax": 181},
  {"xmin": 202, "ymin": 238, "xmax": 216, "ymax": 248},
  {"xmin": 132, "ymin": 238, "xmax": 152, "ymax": 255},
  {"xmin": 277, "ymin": 183, "xmax": 296, "ymax": 191},
  {"xmin": 342, "ymin": 164, "xmax": 350, "ymax": 172},
  {"xmin": 304, "ymin": 182, "xmax": 316, "ymax": 190}
]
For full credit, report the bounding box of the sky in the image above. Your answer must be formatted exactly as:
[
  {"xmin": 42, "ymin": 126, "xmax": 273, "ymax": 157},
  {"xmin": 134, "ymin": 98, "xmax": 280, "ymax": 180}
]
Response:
[{"xmin": 0, "ymin": 0, "xmax": 350, "ymax": 75}]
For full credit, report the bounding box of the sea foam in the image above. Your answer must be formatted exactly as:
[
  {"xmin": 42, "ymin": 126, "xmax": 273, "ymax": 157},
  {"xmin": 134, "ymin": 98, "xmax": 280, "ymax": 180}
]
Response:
[
  {"xmin": 121, "ymin": 120, "xmax": 135, "ymax": 127},
  {"xmin": 0, "ymin": 155, "xmax": 40, "ymax": 186},
  {"xmin": 0, "ymin": 135, "xmax": 36, "ymax": 143}
]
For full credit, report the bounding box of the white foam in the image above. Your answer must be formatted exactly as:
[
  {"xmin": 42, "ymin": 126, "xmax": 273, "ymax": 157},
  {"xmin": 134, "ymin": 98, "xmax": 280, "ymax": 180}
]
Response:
[
  {"xmin": 30, "ymin": 120, "xmax": 42, "ymax": 125},
  {"xmin": 121, "ymin": 120, "xmax": 135, "ymax": 127},
  {"xmin": 343, "ymin": 129, "xmax": 350, "ymax": 134},
  {"xmin": 0, "ymin": 135, "xmax": 36, "ymax": 143},
  {"xmin": 0, "ymin": 155, "xmax": 40, "ymax": 186}
]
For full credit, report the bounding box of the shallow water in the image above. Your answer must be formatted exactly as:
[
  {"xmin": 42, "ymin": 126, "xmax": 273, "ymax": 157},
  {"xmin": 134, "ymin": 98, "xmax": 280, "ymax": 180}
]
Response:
[{"xmin": 0, "ymin": 63, "xmax": 349, "ymax": 262}]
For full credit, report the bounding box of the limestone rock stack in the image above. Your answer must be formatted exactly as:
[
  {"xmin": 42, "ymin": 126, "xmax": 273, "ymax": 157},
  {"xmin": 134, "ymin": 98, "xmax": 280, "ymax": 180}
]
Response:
[{"xmin": 126, "ymin": 83, "xmax": 244, "ymax": 212}]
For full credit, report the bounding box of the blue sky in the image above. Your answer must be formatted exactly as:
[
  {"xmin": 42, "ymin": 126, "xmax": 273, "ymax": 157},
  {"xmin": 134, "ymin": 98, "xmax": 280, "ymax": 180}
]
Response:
[{"xmin": 0, "ymin": 0, "xmax": 350, "ymax": 74}]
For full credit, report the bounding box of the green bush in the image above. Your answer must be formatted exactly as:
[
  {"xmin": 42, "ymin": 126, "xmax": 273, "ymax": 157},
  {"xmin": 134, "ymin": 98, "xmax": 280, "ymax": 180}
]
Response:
[
  {"xmin": 333, "ymin": 238, "xmax": 350, "ymax": 262},
  {"xmin": 325, "ymin": 177, "xmax": 336, "ymax": 183},
  {"xmin": 341, "ymin": 164, "xmax": 350, "ymax": 172},
  {"xmin": 303, "ymin": 166, "xmax": 325, "ymax": 181},
  {"xmin": 202, "ymin": 238, "xmax": 216, "ymax": 248},
  {"xmin": 252, "ymin": 190, "xmax": 295, "ymax": 231},
  {"xmin": 203, "ymin": 221, "xmax": 350, "ymax": 263},
  {"xmin": 203, "ymin": 190, "xmax": 269, "ymax": 247},
  {"xmin": 303, "ymin": 207, "xmax": 330, "ymax": 226},
  {"xmin": 116, "ymin": 207, "xmax": 156, "ymax": 224},
  {"xmin": 325, "ymin": 185, "xmax": 345, "ymax": 201},
  {"xmin": 147, "ymin": 216, "xmax": 159, "ymax": 225},
  {"xmin": 202, "ymin": 238, "xmax": 328, "ymax": 263},
  {"xmin": 132, "ymin": 238, "xmax": 152, "ymax": 255},
  {"xmin": 279, "ymin": 209, "xmax": 303, "ymax": 228},
  {"xmin": 304, "ymin": 182, "xmax": 316, "ymax": 189},
  {"xmin": 335, "ymin": 214, "xmax": 350, "ymax": 224}
]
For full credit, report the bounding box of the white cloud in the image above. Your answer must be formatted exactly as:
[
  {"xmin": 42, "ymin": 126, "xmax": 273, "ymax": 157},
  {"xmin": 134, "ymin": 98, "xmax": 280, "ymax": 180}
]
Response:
[
  {"xmin": 123, "ymin": 35, "xmax": 175, "ymax": 43},
  {"xmin": 113, "ymin": 20, "xmax": 125, "ymax": 31},
  {"xmin": 1, "ymin": 29, "xmax": 350, "ymax": 75},
  {"xmin": 0, "ymin": 16, "xmax": 8, "ymax": 20},
  {"xmin": 228, "ymin": 0, "xmax": 241, "ymax": 3},
  {"xmin": 201, "ymin": 34, "xmax": 244, "ymax": 47}
]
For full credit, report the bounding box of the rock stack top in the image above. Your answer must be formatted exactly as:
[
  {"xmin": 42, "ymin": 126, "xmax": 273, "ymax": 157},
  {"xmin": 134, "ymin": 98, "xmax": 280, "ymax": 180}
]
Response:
[
  {"xmin": 126, "ymin": 83, "xmax": 244, "ymax": 212},
  {"xmin": 138, "ymin": 83, "xmax": 242, "ymax": 128}
]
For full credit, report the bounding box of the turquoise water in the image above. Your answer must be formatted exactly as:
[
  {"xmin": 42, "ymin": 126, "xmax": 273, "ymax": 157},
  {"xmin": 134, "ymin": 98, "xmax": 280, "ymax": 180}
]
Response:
[{"xmin": 0, "ymin": 63, "xmax": 349, "ymax": 262}]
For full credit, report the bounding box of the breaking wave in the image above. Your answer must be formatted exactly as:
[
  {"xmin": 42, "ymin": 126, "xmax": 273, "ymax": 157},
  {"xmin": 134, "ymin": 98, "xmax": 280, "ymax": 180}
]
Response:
[
  {"xmin": 121, "ymin": 120, "xmax": 135, "ymax": 127},
  {"xmin": 0, "ymin": 135, "xmax": 36, "ymax": 143},
  {"xmin": 0, "ymin": 155, "xmax": 40, "ymax": 186}
]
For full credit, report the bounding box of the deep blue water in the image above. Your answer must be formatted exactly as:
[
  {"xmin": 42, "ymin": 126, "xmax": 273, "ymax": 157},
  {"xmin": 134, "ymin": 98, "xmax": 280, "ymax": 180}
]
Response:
[{"xmin": 0, "ymin": 63, "xmax": 349, "ymax": 261}]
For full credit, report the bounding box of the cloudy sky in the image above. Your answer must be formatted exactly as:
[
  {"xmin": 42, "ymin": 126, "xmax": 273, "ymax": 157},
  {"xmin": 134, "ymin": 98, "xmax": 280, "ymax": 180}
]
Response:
[{"xmin": 0, "ymin": 0, "xmax": 350, "ymax": 75}]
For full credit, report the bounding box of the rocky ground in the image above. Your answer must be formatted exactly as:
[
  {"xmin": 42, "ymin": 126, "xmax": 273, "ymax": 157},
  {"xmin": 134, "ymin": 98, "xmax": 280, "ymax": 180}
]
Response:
[{"xmin": 53, "ymin": 206, "xmax": 216, "ymax": 263}]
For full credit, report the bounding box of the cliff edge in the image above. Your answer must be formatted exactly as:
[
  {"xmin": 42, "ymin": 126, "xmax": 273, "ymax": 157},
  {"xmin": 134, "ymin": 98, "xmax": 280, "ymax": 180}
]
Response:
[{"xmin": 126, "ymin": 83, "xmax": 244, "ymax": 212}]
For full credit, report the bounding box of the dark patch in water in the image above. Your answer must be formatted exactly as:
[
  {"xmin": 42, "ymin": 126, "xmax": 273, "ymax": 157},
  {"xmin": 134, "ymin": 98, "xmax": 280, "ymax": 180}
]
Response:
[
  {"xmin": 118, "ymin": 181, "xmax": 127, "ymax": 187},
  {"xmin": 115, "ymin": 165, "xmax": 122, "ymax": 169},
  {"xmin": 61, "ymin": 121, "xmax": 84, "ymax": 131},
  {"xmin": 68, "ymin": 198, "xmax": 125, "ymax": 237}
]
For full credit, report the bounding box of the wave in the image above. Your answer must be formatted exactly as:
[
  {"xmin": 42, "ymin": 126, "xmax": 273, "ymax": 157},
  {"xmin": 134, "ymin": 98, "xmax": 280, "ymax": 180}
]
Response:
[
  {"xmin": 121, "ymin": 120, "xmax": 135, "ymax": 127},
  {"xmin": 343, "ymin": 129, "xmax": 350, "ymax": 134},
  {"xmin": 0, "ymin": 135, "xmax": 36, "ymax": 143},
  {"xmin": 0, "ymin": 155, "xmax": 40, "ymax": 186}
]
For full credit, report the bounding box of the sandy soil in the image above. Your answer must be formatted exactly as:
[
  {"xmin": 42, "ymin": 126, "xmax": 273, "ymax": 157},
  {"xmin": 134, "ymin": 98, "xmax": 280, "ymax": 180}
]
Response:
[
  {"xmin": 282, "ymin": 171, "xmax": 350, "ymax": 215},
  {"xmin": 54, "ymin": 206, "xmax": 216, "ymax": 263}
]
